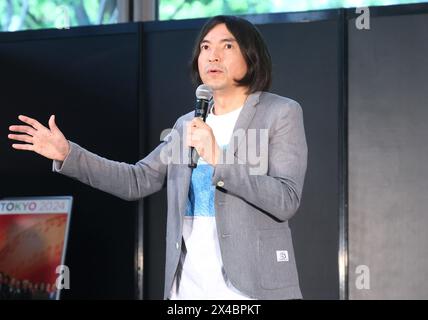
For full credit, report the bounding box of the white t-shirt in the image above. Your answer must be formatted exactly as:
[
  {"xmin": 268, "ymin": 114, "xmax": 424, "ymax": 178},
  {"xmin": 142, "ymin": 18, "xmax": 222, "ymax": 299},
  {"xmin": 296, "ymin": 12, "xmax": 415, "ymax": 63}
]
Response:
[{"xmin": 169, "ymin": 105, "xmax": 254, "ymax": 300}]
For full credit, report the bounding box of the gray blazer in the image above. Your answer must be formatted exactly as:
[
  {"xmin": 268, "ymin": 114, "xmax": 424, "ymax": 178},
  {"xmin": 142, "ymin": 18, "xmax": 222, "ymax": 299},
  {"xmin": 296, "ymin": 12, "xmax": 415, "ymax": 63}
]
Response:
[{"xmin": 53, "ymin": 91, "xmax": 308, "ymax": 299}]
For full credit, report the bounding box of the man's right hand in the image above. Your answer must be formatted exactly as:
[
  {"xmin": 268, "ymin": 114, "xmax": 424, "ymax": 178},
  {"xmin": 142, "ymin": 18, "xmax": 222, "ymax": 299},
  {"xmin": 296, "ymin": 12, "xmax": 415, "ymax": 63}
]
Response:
[{"xmin": 8, "ymin": 115, "xmax": 70, "ymax": 162}]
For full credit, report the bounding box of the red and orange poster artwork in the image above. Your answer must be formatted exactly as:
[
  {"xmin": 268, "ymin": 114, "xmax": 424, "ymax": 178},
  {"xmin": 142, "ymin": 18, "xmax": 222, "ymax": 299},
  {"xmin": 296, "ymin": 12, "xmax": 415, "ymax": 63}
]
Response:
[{"xmin": 0, "ymin": 197, "xmax": 72, "ymax": 300}]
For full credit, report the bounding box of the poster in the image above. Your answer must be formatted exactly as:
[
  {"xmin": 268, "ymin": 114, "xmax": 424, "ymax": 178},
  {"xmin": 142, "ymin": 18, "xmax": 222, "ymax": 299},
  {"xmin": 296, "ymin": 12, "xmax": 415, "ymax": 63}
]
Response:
[{"xmin": 0, "ymin": 197, "xmax": 72, "ymax": 300}]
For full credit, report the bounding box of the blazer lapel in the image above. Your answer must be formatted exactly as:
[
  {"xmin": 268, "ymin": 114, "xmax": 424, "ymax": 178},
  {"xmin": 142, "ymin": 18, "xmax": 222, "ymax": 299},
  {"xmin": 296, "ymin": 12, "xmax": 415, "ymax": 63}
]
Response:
[{"xmin": 231, "ymin": 91, "xmax": 261, "ymax": 154}]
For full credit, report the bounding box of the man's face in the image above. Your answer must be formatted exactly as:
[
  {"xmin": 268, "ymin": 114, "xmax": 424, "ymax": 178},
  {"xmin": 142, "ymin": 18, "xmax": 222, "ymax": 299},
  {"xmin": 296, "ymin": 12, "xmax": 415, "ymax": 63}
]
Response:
[{"xmin": 198, "ymin": 23, "xmax": 248, "ymax": 92}]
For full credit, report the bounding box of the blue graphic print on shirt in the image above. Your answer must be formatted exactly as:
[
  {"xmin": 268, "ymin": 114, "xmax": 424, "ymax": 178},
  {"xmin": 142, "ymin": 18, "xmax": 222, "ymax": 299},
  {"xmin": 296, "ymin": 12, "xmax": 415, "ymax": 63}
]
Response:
[{"xmin": 185, "ymin": 164, "xmax": 215, "ymax": 217}]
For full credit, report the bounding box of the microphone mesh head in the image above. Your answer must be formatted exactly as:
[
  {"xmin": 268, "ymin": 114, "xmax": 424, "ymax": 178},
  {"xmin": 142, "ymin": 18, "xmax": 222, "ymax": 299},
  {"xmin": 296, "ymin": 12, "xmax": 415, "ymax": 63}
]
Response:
[{"xmin": 196, "ymin": 84, "xmax": 213, "ymax": 100}]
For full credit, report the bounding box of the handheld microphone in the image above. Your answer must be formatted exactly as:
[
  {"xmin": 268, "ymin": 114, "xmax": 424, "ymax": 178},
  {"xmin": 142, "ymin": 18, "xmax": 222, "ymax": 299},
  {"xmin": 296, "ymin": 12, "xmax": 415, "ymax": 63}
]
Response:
[{"xmin": 188, "ymin": 84, "xmax": 213, "ymax": 168}]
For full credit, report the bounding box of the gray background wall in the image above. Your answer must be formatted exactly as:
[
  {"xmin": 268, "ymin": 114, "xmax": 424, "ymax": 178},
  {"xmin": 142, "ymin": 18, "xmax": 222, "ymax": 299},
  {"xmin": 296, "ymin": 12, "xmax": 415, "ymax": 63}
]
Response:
[{"xmin": 348, "ymin": 12, "xmax": 428, "ymax": 299}]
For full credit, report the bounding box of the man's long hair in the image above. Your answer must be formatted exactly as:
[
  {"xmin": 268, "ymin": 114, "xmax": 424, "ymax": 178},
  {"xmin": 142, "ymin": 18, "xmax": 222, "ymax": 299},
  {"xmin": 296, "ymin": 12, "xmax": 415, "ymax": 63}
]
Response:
[{"xmin": 191, "ymin": 15, "xmax": 272, "ymax": 94}]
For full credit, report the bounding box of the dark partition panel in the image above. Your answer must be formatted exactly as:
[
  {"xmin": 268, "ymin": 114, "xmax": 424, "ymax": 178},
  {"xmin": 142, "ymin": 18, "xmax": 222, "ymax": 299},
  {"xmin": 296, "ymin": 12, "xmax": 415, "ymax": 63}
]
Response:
[
  {"xmin": 141, "ymin": 25, "xmax": 198, "ymax": 300},
  {"xmin": 0, "ymin": 24, "xmax": 142, "ymax": 299},
  {"xmin": 263, "ymin": 18, "xmax": 342, "ymax": 300},
  {"xmin": 142, "ymin": 12, "xmax": 342, "ymax": 299},
  {"xmin": 348, "ymin": 10, "xmax": 428, "ymax": 299}
]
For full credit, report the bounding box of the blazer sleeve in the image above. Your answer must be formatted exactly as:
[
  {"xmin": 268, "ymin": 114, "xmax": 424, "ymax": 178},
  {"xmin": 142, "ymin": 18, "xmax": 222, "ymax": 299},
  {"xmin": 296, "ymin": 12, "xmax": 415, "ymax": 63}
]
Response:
[
  {"xmin": 211, "ymin": 101, "xmax": 308, "ymax": 222},
  {"xmin": 52, "ymin": 120, "xmax": 181, "ymax": 201}
]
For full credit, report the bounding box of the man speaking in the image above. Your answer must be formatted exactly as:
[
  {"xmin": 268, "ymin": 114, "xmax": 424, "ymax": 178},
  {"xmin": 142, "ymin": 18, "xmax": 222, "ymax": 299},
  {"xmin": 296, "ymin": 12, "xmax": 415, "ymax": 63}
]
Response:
[{"xmin": 8, "ymin": 15, "xmax": 308, "ymax": 300}]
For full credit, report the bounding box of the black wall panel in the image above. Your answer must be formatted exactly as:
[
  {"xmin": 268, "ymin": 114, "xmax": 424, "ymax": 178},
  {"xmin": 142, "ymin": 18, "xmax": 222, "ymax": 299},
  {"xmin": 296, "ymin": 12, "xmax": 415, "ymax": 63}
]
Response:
[
  {"xmin": 142, "ymin": 15, "xmax": 342, "ymax": 299},
  {"xmin": 0, "ymin": 25, "xmax": 142, "ymax": 299}
]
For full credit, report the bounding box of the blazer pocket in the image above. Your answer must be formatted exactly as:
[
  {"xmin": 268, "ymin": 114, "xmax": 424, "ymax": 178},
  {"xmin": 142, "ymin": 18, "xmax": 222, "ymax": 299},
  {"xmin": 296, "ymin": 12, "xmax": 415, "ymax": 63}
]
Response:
[{"xmin": 258, "ymin": 228, "xmax": 299, "ymax": 290}]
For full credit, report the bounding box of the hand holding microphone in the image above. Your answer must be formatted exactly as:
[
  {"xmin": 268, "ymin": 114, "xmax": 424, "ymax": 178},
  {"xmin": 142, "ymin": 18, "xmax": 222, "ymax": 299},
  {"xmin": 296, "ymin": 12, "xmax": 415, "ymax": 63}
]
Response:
[{"xmin": 187, "ymin": 84, "xmax": 219, "ymax": 168}]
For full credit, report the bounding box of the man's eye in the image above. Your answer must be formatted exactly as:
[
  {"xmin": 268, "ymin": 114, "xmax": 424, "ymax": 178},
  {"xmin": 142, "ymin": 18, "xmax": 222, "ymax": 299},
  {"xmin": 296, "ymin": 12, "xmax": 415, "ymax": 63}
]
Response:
[
  {"xmin": 225, "ymin": 43, "xmax": 232, "ymax": 49},
  {"xmin": 201, "ymin": 45, "xmax": 209, "ymax": 50}
]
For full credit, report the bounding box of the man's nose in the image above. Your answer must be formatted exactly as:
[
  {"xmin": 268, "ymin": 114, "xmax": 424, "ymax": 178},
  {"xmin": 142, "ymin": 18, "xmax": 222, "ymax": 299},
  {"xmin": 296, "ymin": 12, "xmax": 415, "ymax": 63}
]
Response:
[{"xmin": 208, "ymin": 48, "xmax": 220, "ymax": 62}]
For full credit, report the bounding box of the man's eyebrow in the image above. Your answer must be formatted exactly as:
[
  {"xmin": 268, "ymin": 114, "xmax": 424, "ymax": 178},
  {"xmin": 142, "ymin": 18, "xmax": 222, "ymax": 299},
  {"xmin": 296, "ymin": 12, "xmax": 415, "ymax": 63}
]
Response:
[
  {"xmin": 220, "ymin": 38, "xmax": 237, "ymax": 42},
  {"xmin": 200, "ymin": 38, "xmax": 237, "ymax": 44}
]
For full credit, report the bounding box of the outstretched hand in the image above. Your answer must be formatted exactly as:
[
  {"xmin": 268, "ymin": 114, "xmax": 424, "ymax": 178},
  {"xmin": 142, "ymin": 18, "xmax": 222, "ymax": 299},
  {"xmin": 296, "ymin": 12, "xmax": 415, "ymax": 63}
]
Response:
[{"xmin": 8, "ymin": 115, "xmax": 70, "ymax": 162}]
